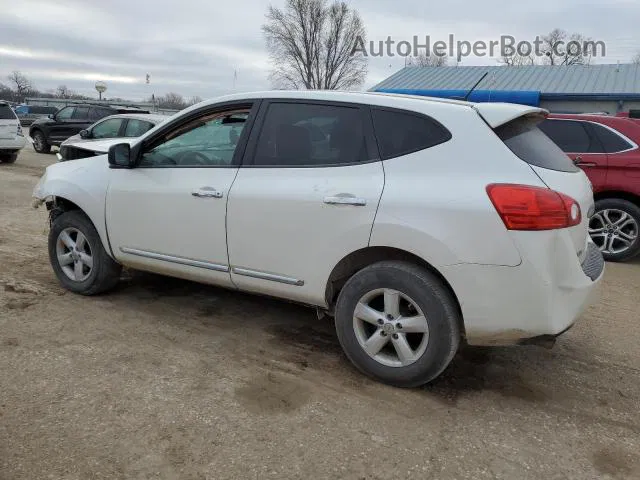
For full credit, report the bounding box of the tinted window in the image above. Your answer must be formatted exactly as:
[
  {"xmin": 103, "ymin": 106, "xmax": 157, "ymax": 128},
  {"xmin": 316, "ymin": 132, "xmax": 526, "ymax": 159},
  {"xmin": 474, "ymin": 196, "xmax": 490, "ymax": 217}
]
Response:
[
  {"xmin": 496, "ymin": 117, "xmax": 579, "ymax": 172},
  {"xmin": 253, "ymin": 103, "xmax": 368, "ymax": 166},
  {"xmin": 140, "ymin": 110, "xmax": 249, "ymax": 167},
  {"xmin": 538, "ymin": 119, "xmax": 598, "ymax": 153},
  {"xmin": 0, "ymin": 105, "xmax": 17, "ymax": 120},
  {"xmin": 124, "ymin": 119, "xmax": 155, "ymax": 137},
  {"xmin": 92, "ymin": 108, "xmax": 115, "ymax": 120},
  {"xmin": 590, "ymin": 123, "xmax": 633, "ymax": 153},
  {"xmin": 56, "ymin": 107, "xmax": 74, "ymax": 120},
  {"xmin": 72, "ymin": 107, "xmax": 90, "ymax": 120},
  {"xmin": 371, "ymin": 108, "xmax": 451, "ymax": 160},
  {"xmin": 91, "ymin": 118, "xmax": 124, "ymax": 139}
]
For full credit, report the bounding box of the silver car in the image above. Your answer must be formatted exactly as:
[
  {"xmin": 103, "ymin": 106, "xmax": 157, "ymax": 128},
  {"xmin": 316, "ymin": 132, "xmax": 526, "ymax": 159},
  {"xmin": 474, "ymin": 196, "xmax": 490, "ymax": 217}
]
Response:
[{"xmin": 57, "ymin": 113, "xmax": 168, "ymax": 161}]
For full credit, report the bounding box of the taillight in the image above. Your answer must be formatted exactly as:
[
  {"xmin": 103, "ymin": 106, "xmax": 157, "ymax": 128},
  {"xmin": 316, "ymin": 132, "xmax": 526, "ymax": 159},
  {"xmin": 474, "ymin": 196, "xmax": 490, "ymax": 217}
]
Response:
[
  {"xmin": 486, "ymin": 184, "xmax": 581, "ymax": 231},
  {"xmin": 17, "ymin": 124, "xmax": 23, "ymax": 137}
]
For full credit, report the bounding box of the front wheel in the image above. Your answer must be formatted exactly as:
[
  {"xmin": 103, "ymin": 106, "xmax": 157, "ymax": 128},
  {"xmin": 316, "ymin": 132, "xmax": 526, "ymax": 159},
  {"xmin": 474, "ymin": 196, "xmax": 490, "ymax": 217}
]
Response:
[
  {"xmin": 334, "ymin": 261, "xmax": 461, "ymax": 388},
  {"xmin": 48, "ymin": 210, "xmax": 122, "ymax": 295},
  {"xmin": 32, "ymin": 130, "xmax": 51, "ymax": 154},
  {"xmin": 589, "ymin": 199, "xmax": 640, "ymax": 262}
]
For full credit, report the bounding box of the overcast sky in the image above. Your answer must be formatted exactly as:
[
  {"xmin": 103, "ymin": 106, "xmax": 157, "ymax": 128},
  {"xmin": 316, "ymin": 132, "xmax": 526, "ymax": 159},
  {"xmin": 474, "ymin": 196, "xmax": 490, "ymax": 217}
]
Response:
[{"xmin": 1, "ymin": 0, "xmax": 639, "ymax": 101}]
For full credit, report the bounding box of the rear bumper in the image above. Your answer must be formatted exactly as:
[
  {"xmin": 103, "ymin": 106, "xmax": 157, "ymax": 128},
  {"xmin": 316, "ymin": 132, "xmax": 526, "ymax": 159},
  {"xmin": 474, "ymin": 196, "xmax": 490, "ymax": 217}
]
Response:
[
  {"xmin": 441, "ymin": 232, "xmax": 604, "ymax": 346},
  {"xmin": 0, "ymin": 136, "xmax": 26, "ymax": 151}
]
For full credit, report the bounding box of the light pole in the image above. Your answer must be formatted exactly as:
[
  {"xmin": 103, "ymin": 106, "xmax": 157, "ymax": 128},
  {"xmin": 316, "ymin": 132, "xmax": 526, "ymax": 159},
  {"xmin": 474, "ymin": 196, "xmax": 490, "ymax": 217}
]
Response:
[{"xmin": 95, "ymin": 81, "xmax": 107, "ymax": 101}]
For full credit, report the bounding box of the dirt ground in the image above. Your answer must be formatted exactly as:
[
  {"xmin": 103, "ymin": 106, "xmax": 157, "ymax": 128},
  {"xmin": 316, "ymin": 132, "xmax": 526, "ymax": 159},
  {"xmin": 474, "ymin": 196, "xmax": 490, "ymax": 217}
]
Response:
[{"xmin": 1, "ymin": 147, "xmax": 639, "ymax": 480}]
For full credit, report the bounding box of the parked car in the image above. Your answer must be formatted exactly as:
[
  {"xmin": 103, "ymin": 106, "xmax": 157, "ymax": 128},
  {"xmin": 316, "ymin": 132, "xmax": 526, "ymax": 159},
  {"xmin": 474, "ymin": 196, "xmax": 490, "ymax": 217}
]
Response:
[
  {"xmin": 0, "ymin": 101, "xmax": 27, "ymax": 163},
  {"xmin": 32, "ymin": 91, "xmax": 603, "ymax": 387},
  {"xmin": 57, "ymin": 113, "xmax": 167, "ymax": 161},
  {"xmin": 14, "ymin": 104, "xmax": 59, "ymax": 127},
  {"xmin": 29, "ymin": 104, "xmax": 150, "ymax": 154},
  {"xmin": 540, "ymin": 114, "xmax": 640, "ymax": 261}
]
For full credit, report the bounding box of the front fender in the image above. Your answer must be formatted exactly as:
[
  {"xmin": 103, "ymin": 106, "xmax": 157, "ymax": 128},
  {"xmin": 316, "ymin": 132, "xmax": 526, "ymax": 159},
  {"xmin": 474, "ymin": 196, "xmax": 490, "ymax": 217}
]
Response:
[{"xmin": 32, "ymin": 156, "xmax": 112, "ymax": 257}]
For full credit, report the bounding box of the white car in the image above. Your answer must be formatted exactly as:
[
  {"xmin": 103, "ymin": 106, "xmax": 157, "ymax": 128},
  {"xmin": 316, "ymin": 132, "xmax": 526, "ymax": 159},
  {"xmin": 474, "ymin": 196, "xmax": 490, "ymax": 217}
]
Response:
[
  {"xmin": 57, "ymin": 113, "xmax": 167, "ymax": 161},
  {"xmin": 0, "ymin": 101, "xmax": 27, "ymax": 163},
  {"xmin": 32, "ymin": 91, "xmax": 604, "ymax": 387}
]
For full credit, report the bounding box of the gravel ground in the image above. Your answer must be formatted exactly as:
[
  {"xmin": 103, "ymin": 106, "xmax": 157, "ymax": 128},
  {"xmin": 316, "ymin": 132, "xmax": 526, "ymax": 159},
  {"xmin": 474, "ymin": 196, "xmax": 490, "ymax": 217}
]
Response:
[{"xmin": 1, "ymin": 147, "xmax": 639, "ymax": 480}]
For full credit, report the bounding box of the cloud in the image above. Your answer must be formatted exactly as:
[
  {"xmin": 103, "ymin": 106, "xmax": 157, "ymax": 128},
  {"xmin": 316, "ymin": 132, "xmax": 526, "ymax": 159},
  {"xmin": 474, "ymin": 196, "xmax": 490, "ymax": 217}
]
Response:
[{"xmin": 1, "ymin": 0, "xmax": 638, "ymax": 100}]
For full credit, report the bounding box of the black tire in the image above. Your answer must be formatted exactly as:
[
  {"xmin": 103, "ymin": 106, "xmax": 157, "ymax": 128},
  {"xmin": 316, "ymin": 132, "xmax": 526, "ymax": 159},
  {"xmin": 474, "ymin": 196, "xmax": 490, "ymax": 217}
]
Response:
[
  {"xmin": 32, "ymin": 130, "xmax": 51, "ymax": 154},
  {"xmin": 48, "ymin": 210, "xmax": 122, "ymax": 295},
  {"xmin": 334, "ymin": 261, "xmax": 460, "ymax": 388},
  {"xmin": 592, "ymin": 198, "xmax": 640, "ymax": 262},
  {"xmin": 0, "ymin": 152, "xmax": 18, "ymax": 163}
]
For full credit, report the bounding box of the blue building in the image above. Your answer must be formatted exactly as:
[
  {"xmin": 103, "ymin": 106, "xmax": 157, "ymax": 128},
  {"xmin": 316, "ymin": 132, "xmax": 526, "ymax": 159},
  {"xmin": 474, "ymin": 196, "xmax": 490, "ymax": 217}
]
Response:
[{"xmin": 371, "ymin": 63, "xmax": 640, "ymax": 114}]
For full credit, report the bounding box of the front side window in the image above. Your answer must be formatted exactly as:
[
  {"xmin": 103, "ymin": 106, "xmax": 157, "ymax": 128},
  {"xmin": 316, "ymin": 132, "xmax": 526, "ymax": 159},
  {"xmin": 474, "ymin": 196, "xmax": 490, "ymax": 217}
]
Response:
[
  {"xmin": 56, "ymin": 107, "xmax": 75, "ymax": 120},
  {"xmin": 371, "ymin": 108, "xmax": 451, "ymax": 160},
  {"xmin": 92, "ymin": 118, "xmax": 123, "ymax": 139},
  {"xmin": 539, "ymin": 119, "xmax": 596, "ymax": 153},
  {"xmin": 124, "ymin": 119, "xmax": 155, "ymax": 137},
  {"xmin": 253, "ymin": 102, "xmax": 369, "ymax": 167},
  {"xmin": 140, "ymin": 110, "xmax": 249, "ymax": 167}
]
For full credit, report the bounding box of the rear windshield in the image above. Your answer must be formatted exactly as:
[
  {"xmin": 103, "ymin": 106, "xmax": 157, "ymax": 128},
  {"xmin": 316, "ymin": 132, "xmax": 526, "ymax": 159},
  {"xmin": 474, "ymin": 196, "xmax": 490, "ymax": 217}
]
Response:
[
  {"xmin": 495, "ymin": 116, "xmax": 579, "ymax": 173},
  {"xmin": 0, "ymin": 105, "xmax": 17, "ymax": 120}
]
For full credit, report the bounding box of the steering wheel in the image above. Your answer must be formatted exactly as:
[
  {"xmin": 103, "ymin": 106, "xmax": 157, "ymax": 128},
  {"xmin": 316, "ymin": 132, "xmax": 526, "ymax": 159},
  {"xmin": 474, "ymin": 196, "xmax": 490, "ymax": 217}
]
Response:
[{"xmin": 177, "ymin": 150, "xmax": 210, "ymax": 166}]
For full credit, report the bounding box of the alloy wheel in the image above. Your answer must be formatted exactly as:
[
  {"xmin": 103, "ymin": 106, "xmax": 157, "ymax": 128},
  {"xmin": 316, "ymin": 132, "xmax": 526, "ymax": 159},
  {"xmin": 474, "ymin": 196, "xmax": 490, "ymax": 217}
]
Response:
[
  {"xmin": 55, "ymin": 227, "xmax": 93, "ymax": 282},
  {"xmin": 352, "ymin": 288, "xmax": 429, "ymax": 368},
  {"xmin": 589, "ymin": 209, "xmax": 638, "ymax": 255}
]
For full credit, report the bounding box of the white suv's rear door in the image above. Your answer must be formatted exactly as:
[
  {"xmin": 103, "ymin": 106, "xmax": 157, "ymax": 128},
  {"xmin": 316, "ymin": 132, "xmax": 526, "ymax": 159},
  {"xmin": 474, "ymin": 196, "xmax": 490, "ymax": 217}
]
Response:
[{"xmin": 226, "ymin": 101, "xmax": 384, "ymax": 306}]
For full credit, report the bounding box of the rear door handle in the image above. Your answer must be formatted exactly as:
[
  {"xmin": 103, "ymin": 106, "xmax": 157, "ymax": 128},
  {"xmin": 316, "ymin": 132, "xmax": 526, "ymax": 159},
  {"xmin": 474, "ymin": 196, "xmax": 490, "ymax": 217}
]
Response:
[
  {"xmin": 192, "ymin": 187, "xmax": 223, "ymax": 198},
  {"xmin": 323, "ymin": 195, "xmax": 367, "ymax": 206}
]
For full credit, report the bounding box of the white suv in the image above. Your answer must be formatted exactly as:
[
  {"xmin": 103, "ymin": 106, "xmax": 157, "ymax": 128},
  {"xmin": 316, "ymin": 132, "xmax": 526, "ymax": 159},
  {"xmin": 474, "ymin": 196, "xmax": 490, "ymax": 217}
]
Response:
[
  {"xmin": 32, "ymin": 91, "xmax": 604, "ymax": 387},
  {"xmin": 0, "ymin": 101, "xmax": 26, "ymax": 163}
]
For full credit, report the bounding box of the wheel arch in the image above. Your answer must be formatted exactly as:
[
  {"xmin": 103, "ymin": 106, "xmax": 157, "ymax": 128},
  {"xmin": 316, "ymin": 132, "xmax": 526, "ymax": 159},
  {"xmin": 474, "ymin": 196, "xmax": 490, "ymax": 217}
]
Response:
[
  {"xmin": 593, "ymin": 190, "xmax": 640, "ymax": 206},
  {"xmin": 325, "ymin": 246, "xmax": 464, "ymax": 335}
]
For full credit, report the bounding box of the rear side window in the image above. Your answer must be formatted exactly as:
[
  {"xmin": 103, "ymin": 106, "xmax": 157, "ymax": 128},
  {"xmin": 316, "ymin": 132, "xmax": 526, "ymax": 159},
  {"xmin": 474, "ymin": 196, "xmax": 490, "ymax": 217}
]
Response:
[
  {"xmin": 124, "ymin": 119, "xmax": 155, "ymax": 137},
  {"xmin": 496, "ymin": 117, "xmax": 579, "ymax": 172},
  {"xmin": 253, "ymin": 102, "xmax": 369, "ymax": 167},
  {"xmin": 590, "ymin": 123, "xmax": 633, "ymax": 153},
  {"xmin": 0, "ymin": 105, "xmax": 17, "ymax": 120},
  {"xmin": 72, "ymin": 107, "xmax": 90, "ymax": 120},
  {"xmin": 371, "ymin": 108, "xmax": 451, "ymax": 160},
  {"xmin": 538, "ymin": 119, "xmax": 600, "ymax": 153}
]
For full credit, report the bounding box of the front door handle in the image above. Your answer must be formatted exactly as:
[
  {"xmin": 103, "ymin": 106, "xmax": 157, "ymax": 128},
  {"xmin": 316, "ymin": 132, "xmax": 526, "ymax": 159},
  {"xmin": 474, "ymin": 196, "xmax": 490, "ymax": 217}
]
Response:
[
  {"xmin": 323, "ymin": 195, "xmax": 367, "ymax": 206},
  {"xmin": 573, "ymin": 156, "xmax": 597, "ymax": 168},
  {"xmin": 192, "ymin": 187, "xmax": 223, "ymax": 199}
]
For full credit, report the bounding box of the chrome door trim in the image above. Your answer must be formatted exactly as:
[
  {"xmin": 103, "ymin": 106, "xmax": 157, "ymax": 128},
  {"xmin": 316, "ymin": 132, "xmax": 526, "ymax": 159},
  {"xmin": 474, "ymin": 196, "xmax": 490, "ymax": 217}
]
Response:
[
  {"xmin": 120, "ymin": 247, "xmax": 229, "ymax": 272},
  {"xmin": 231, "ymin": 267, "xmax": 304, "ymax": 286},
  {"xmin": 323, "ymin": 195, "xmax": 367, "ymax": 206}
]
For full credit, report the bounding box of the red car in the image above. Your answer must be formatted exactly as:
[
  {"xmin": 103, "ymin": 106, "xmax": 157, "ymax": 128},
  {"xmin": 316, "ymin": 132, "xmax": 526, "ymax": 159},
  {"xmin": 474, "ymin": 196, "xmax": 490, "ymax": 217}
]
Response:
[{"xmin": 539, "ymin": 113, "xmax": 640, "ymax": 262}]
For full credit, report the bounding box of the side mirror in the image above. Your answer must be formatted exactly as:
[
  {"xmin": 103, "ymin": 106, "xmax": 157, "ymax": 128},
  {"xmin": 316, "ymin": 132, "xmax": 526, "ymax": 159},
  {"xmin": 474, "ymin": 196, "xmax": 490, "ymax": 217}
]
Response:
[
  {"xmin": 108, "ymin": 143, "xmax": 134, "ymax": 168},
  {"xmin": 79, "ymin": 129, "xmax": 90, "ymax": 139},
  {"xmin": 48, "ymin": 114, "xmax": 55, "ymax": 119}
]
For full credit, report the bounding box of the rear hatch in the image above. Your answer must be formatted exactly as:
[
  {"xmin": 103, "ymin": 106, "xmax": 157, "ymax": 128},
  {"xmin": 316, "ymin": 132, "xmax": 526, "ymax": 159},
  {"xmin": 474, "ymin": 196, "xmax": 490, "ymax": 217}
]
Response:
[
  {"xmin": 0, "ymin": 104, "xmax": 19, "ymax": 140},
  {"xmin": 479, "ymin": 106, "xmax": 594, "ymax": 260}
]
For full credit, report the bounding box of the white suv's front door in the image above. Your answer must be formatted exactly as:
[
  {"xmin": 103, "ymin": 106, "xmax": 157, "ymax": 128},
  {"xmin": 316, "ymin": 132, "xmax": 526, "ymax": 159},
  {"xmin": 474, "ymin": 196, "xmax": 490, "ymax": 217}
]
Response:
[
  {"xmin": 227, "ymin": 101, "xmax": 384, "ymax": 305},
  {"xmin": 106, "ymin": 104, "xmax": 257, "ymax": 287}
]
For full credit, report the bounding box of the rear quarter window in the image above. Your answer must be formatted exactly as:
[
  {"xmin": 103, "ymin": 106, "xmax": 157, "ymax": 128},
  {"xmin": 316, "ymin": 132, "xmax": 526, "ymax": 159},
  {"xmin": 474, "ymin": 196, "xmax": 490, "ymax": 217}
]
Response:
[
  {"xmin": 496, "ymin": 117, "xmax": 579, "ymax": 173},
  {"xmin": 0, "ymin": 105, "xmax": 17, "ymax": 120},
  {"xmin": 371, "ymin": 108, "xmax": 451, "ymax": 160},
  {"xmin": 590, "ymin": 122, "xmax": 634, "ymax": 153}
]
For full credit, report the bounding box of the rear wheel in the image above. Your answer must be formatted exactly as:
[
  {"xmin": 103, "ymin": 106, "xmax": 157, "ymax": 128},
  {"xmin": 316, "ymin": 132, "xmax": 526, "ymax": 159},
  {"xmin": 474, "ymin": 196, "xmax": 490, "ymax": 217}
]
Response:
[
  {"xmin": 589, "ymin": 199, "xmax": 640, "ymax": 262},
  {"xmin": 334, "ymin": 261, "xmax": 460, "ymax": 388},
  {"xmin": 49, "ymin": 210, "xmax": 122, "ymax": 295},
  {"xmin": 32, "ymin": 130, "xmax": 51, "ymax": 154}
]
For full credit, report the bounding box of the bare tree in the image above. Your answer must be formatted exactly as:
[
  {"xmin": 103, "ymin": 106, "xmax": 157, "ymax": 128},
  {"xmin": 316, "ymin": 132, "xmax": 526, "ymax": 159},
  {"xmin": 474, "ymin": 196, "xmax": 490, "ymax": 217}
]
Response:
[
  {"xmin": 499, "ymin": 53, "xmax": 536, "ymax": 66},
  {"xmin": 7, "ymin": 71, "xmax": 32, "ymax": 96},
  {"xmin": 263, "ymin": 0, "xmax": 367, "ymax": 90},
  {"xmin": 407, "ymin": 53, "xmax": 448, "ymax": 67},
  {"xmin": 56, "ymin": 85, "xmax": 71, "ymax": 98},
  {"xmin": 188, "ymin": 96, "xmax": 203, "ymax": 106},
  {"xmin": 540, "ymin": 29, "xmax": 592, "ymax": 66},
  {"xmin": 632, "ymin": 52, "xmax": 640, "ymax": 65}
]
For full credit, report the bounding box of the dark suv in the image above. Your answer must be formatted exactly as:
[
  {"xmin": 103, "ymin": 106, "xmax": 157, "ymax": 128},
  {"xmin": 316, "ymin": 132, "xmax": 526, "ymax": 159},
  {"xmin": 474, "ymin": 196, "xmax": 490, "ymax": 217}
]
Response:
[
  {"xmin": 540, "ymin": 113, "xmax": 640, "ymax": 262},
  {"xmin": 29, "ymin": 104, "xmax": 149, "ymax": 153}
]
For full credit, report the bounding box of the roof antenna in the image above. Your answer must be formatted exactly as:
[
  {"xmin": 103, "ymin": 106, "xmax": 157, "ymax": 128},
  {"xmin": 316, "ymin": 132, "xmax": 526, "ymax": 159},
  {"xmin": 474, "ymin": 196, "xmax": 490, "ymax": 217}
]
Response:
[{"xmin": 463, "ymin": 72, "xmax": 489, "ymax": 101}]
